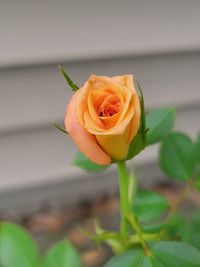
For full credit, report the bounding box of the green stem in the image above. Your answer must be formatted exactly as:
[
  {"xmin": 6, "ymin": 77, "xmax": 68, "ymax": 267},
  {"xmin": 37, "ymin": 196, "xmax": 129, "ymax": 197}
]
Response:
[
  {"xmin": 126, "ymin": 213, "xmax": 152, "ymax": 256},
  {"xmin": 117, "ymin": 161, "xmax": 151, "ymax": 255},
  {"xmin": 128, "ymin": 233, "xmax": 158, "ymax": 245},
  {"xmin": 117, "ymin": 161, "xmax": 129, "ymax": 242}
]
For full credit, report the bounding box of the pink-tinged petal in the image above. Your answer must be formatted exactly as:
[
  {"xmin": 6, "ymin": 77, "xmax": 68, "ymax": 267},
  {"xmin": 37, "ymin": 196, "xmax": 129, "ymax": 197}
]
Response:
[
  {"xmin": 76, "ymin": 85, "xmax": 90, "ymax": 127},
  {"xmin": 65, "ymin": 90, "xmax": 111, "ymax": 165}
]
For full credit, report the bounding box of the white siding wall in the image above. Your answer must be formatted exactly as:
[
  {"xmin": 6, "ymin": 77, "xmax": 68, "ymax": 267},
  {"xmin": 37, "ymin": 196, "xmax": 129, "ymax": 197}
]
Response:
[{"xmin": 0, "ymin": 0, "xmax": 200, "ymax": 211}]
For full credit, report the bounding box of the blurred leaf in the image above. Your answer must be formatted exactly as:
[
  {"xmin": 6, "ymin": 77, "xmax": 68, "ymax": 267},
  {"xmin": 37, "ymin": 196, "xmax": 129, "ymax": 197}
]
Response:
[
  {"xmin": 74, "ymin": 151, "xmax": 108, "ymax": 172},
  {"xmin": 187, "ymin": 211, "xmax": 200, "ymax": 249},
  {"xmin": 142, "ymin": 223, "xmax": 166, "ymax": 234},
  {"xmin": 104, "ymin": 249, "xmax": 143, "ymax": 267},
  {"xmin": 194, "ymin": 133, "xmax": 200, "ymax": 182},
  {"xmin": 194, "ymin": 169, "xmax": 200, "ymax": 183},
  {"xmin": 166, "ymin": 212, "xmax": 200, "ymax": 250},
  {"xmin": 42, "ymin": 240, "xmax": 81, "ymax": 267},
  {"xmin": 132, "ymin": 191, "xmax": 169, "ymax": 223},
  {"xmin": 104, "ymin": 241, "xmax": 200, "ymax": 267},
  {"xmin": 52, "ymin": 121, "xmax": 68, "ymax": 134},
  {"xmin": 58, "ymin": 65, "xmax": 79, "ymax": 91},
  {"xmin": 159, "ymin": 132, "xmax": 196, "ymax": 180},
  {"xmin": 195, "ymin": 132, "xmax": 200, "ymax": 163},
  {"xmin": 0, "ymin": 223, "xmax": 40, "ymax": 267},
  {"xmin": 127, "ymin": 82, "xmax": 146, "ymax": 159},
  {"xmin": 166, "ymin": 213, "xmax": 189, "ymax": 241},
  {"xmin": 146, "ymin": 108, "xmax": 176, "ymax": 145},
  {"xmin": 152, "ymin": 241, "xmax": 200, "ymax": 267}
]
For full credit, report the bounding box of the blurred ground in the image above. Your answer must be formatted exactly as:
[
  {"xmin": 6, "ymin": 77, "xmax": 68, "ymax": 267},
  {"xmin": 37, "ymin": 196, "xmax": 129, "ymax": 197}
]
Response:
[{"xmin": 1, "ymin": 182, "xmax": 200, "ymax": 267}]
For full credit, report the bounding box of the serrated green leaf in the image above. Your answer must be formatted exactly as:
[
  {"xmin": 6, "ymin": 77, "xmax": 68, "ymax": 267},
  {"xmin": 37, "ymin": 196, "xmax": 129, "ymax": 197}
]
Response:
[
  {"xmin": 105, "ymin": 241, "xmax": 200, "ymax": 267},
  {"xmin": 0, "ymin": 223, "xmax": 40, "ymax": 267},
  {"xmin": 74, "ymin": 151, "xmax": 108, "ymax": 172},
  {"xmin": 159, "ymin": 132, "xmax": 196, "ymax": 180},
  {"xmin": 187, "ymin": 211, "xmax": 200, "ymax": 249},
  {"xmin": 153, "ymin": 241, "xmax": 200, "ymax": 267},
  {"xmin": 58, "ymin": 65, "xmax": 79, "ymax": 91},
  {"xmin": 146, "ymin": 108, "xmax": 176, "ymax": 145},
  {"xmin": 127, "ymin": 82, "xmax": 146, "ymax": 159},
  {"xmin": 132, "ymin": 191, "xmax": 169, "ymax": 223},
  {"xmin": 42, "ymin": 240, "xmax": 81, "ymax": 267}
]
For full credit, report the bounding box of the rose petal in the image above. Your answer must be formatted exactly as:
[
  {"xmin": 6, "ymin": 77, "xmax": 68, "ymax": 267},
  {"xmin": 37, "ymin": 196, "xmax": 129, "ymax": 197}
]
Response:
[
  {"xmin": 96, "ymin": 124, "xmax": 131, "ymax": 160},
  {"xmin": 111, "ymin": 75, "xmax": 134, "ymax": 91},
  {"xmin": 86, "ymin": 99, "xmax": 135, "ymax": 136},
  {"xmin": 87, "ymin": 75, "xmax": 125, "ymax": 97},
  {"xmin": 65, "ymin": 89, "xmax": 111, "ymax": 165},
  {"xmin": 128, "ymin": 94, "xmax": 141, "ymax": 142},
  {"xmin": 87, "ymin": 90, "xmax": 108, "ymax": 128}
]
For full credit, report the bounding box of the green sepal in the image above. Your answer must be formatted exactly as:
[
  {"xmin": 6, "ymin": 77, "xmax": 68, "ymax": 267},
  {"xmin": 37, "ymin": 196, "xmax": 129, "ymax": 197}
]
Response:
[
  {"xmin": 58, "ymin": 65, "xmax": 79, "ymax": 91},
  {"xmin": 127, "ymin": 81, "xmax": 146, "ymax": 160},
  {"xmin": 73, "ymin": 151, "xmax": 108, "ymax": 172},
  {"xmin": 52, "ymin": 120, "xmax": 68, "ymax": 134}
]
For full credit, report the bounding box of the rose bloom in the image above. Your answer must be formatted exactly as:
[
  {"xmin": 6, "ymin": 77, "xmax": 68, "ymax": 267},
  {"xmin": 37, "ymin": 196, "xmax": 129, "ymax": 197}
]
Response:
[{"xmin": 65, "ymin": 75, "xmax": 141, "ymax": 165}]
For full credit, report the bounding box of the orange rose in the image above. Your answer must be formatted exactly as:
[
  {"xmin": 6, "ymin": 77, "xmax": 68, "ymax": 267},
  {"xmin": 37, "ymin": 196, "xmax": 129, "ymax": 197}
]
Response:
[{"xmin": 65, "ymin": 75, "xmax": 141, "ymax": 165}]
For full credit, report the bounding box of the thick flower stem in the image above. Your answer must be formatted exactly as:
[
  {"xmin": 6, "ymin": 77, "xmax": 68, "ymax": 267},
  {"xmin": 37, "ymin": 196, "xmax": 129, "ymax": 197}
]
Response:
[{"xmin": 117, "ymin": 161, "xmax": 129, "ymax": 242}]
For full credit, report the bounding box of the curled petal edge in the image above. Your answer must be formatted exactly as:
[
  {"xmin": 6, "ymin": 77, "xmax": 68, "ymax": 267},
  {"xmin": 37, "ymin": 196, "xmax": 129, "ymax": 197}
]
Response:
[{"xmin": 65, "ymin": 90, "xmax": 111, "ymax": 165}]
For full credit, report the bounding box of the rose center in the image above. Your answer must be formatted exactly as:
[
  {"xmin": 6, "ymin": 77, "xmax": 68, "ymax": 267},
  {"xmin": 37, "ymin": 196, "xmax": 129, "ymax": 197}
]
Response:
[{"xmin": 98, "ymin": 102, "xmax": 122, "ymax": 117}]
